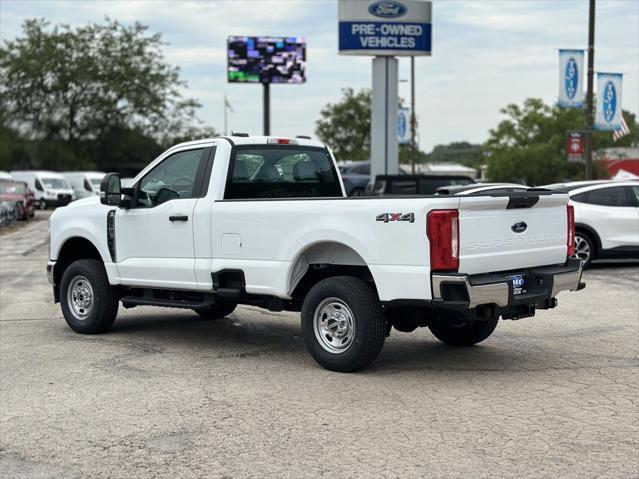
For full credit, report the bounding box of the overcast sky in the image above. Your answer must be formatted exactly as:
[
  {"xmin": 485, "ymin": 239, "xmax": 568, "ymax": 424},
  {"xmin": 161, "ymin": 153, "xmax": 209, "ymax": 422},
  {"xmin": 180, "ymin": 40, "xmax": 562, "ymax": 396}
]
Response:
[{"xmin": 1, "ymin": 0, "xmax": 638, "ymax": 151}]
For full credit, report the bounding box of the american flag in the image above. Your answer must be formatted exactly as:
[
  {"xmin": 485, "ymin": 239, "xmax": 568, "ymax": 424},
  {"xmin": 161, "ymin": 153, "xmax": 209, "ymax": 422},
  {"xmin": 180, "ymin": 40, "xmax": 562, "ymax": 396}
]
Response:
[{"xmin": 613, "ymin": 115, "xmax": 631, "ymax": 142}]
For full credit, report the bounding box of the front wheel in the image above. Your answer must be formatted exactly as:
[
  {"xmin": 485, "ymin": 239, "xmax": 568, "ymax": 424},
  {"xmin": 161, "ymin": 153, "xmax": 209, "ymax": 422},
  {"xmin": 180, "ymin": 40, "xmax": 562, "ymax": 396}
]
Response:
[
  {"xmin": 60, "ymin": 259, "xmax": 119, "ymax": 334},
  {"xmin": 429, "ymin": 317, "xmax": 498, "ymax": 347},
  {"xmin": 39, "ymin": 200, "xmax": 47, "ymax": 210},
  {"xmin": 301, "ymin": 276, "xmax": 386, "ymax": 372}
]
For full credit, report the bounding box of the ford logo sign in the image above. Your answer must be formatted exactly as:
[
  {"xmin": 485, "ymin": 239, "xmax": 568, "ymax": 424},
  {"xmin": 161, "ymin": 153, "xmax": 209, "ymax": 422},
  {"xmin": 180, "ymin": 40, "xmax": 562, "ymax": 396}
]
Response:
[
  {"xmin": 369, "ymin": 1, "xmax": 407, "ymax": 18},
  {"xmin": 565, "ymin": 57, "xmax": 578, "ymax": 100},
  {"xmin": 511, "ymin": 275, "xmax": 525, "ymax": 288},
  {"xmin": 603, "ymin": 80, "xmax": 617, "ymax": 123},
  {"xmin": 511, "ymin": 221, "xmax": 527, "ymax": 233}
]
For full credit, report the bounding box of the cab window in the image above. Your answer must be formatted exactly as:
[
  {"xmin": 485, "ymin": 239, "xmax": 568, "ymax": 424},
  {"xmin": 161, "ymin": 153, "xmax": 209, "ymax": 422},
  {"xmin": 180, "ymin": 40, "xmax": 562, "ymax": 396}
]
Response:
[
  {"xmin": 136, "ymin": 148, "xmax": 206, "ymax": 207},
  {"xmin": 224, "ymin": 146, "xmax": 342, "ymax": 199}
]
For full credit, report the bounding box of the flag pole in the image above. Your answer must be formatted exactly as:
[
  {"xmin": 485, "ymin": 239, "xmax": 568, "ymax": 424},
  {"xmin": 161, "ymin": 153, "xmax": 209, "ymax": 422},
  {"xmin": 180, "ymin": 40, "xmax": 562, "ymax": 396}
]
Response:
[
  {"xmin": 584, "ymin": 0, "xmax": 596, "ymax": 180},
  {"xmin": 224, "ymin": 95, "xmax": 228, "ymax": 136}
]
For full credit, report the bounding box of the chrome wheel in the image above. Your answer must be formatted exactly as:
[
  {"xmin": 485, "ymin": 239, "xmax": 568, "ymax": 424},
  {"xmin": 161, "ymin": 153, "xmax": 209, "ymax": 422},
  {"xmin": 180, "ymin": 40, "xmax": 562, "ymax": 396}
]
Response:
[
  {"xmin": 572, "ymin": 234, "xmax": 591, "ymax": 263},
  {"xmin": 313, "ymin": 298, "xmax": 356, "ymax": 354},
  {"xmin": 67, "ymin": 275, "xmax": 94, "ymax": 321}
]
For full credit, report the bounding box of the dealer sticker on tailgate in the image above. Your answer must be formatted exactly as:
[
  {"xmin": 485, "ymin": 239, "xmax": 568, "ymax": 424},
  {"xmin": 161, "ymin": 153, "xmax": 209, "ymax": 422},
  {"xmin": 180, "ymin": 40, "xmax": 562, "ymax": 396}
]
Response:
[{"xmin": 510, "ymin": 274, "xmax": 527, "ymax": 296}]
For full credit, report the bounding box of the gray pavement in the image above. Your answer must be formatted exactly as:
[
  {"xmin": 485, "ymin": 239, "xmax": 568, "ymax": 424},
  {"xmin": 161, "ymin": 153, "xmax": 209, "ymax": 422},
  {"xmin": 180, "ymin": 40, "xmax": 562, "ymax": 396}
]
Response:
[{"xmin": 1, "ymin": 212, "xmax": 638, "ymax": 478}]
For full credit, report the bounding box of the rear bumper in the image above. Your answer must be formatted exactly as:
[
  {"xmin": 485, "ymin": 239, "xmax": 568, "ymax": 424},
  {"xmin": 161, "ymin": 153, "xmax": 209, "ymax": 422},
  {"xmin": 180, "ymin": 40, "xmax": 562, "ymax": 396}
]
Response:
[{"xmin": 431, "ymin": 258, "xmax": 585, "ymax": 310}]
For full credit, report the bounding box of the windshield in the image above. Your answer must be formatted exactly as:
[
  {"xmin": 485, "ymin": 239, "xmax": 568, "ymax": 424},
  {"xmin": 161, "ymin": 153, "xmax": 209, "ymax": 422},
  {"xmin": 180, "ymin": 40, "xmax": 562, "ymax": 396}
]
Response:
[
  {"xmin": 0, "ymin": 182, "xmax": 26, "ymax": 194},
  {"xmin": 90, "ymin": 178, "xmax": 102, "ymax": 188},
  {"xmin": 41, "ymin": 177, "xmax": 70, "ymax": 190}
]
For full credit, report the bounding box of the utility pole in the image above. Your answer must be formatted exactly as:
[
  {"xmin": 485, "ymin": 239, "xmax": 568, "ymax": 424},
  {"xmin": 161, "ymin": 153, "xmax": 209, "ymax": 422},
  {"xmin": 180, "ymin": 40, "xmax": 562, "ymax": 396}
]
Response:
[
  {"xmin": 410, "ymin": 56, "xmax": 417, "ymax": 174},
  {"xmin": 584, "ymin": 0, "xmax": 596, "ymax": 180}
]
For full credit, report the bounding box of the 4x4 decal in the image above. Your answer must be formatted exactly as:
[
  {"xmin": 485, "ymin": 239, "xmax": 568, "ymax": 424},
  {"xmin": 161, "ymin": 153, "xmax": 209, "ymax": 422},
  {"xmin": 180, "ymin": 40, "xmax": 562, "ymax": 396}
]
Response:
[{"xmin": 376, "ymin": 212, "xmax": 415, "ymax": 223}]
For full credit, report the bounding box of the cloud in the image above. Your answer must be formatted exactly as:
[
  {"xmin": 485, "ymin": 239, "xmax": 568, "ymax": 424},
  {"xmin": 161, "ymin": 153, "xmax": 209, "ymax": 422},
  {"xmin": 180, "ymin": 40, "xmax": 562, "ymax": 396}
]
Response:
[{"xmin": 1, "ymin": 0, "xmax": 637, "ymax": 151}]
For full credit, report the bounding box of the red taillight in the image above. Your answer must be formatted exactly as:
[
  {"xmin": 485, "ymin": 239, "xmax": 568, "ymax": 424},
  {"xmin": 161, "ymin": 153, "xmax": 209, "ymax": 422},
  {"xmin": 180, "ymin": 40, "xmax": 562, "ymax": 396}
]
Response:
[
  {"xmin": 266, "ymin": 138, "xmax": 297, "ymax": 145},
  {"xmin": 566, "ymin": 204, "xmax": 575, "ymax": 257},
  {"xmin": 427, "ymin": 209, "xmax": 459, "ymax": 272}
]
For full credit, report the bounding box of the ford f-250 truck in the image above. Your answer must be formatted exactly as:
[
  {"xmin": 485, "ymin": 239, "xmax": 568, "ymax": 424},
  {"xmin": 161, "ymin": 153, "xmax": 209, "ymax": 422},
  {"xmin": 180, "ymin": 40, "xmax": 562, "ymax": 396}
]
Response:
[{"xmin": 47, "ymin": 136, "xmax": 585, "ymax": 372}]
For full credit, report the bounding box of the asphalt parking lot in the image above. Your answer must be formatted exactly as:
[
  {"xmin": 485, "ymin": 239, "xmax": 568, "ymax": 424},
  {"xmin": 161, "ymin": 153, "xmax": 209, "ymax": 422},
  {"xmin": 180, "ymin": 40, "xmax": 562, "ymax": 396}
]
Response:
[{"xmin": 1, "ymin": 212, "xmax": 638, "ymax": 478}]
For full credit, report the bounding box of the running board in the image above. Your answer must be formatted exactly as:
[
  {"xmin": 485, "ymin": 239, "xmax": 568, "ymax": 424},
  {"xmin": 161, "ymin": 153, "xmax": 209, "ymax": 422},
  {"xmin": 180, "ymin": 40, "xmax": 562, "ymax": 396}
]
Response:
[{"xmin": 121, "ymin": 296, "xmax": 216, "ymax": 310}]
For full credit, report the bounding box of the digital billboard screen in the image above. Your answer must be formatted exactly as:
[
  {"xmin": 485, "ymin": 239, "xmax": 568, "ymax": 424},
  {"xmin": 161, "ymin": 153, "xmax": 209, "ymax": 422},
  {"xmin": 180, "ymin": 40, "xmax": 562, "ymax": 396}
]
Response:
[{"xmin": 227, "ymin": 36, "xmax": 306, "ymax": 84}]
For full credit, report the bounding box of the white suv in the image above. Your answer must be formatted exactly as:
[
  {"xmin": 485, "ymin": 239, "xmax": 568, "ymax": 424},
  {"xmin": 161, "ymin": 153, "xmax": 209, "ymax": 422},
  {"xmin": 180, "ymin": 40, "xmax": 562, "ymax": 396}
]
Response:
[{"xmin": 544, "ymin": 181, "xmax": 639, "ymax": 266}]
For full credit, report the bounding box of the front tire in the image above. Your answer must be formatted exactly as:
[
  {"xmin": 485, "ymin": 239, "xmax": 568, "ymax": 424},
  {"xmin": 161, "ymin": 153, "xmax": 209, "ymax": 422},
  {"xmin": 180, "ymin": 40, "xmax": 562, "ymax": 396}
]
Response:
[
  {"xmin": 301, "ymin": 276, "xmax": 386, "ymax": 372},
  {"xmin": 193, "ymin": 301, "xmax": 237, "ymax": 319},
  {"xmin": 39, "ymin": 199, "xmax": 47, "ymax": 210},
  {"xmin": 429, "ymin": 317, "xmax": 498, "ymax": 347},
  {"xmin": 60, "ymin": 259, "xmax": 119, "ymax": 334}
]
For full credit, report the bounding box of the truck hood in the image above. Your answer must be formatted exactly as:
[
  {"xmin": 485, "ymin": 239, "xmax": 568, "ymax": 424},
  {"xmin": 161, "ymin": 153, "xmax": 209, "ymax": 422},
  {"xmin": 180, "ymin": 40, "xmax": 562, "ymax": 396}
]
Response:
[{"xmin": 68, "ymin": 195, "xmax": 101, "ymax": 207}]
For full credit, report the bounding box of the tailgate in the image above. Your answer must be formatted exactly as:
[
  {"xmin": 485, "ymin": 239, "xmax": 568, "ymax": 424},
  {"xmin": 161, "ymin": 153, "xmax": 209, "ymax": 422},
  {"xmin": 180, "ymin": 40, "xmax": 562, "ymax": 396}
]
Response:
[{"xmin": 458, "ymin": 193, "xmax": 569, "ymax": 275}]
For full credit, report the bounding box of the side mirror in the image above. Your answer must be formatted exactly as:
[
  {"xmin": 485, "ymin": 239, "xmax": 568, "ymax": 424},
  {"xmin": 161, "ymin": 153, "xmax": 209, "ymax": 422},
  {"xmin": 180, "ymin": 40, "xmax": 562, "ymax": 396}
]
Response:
[{"xmin": 100, "ymin": 173, "xmax": 122, "ymax": 206}]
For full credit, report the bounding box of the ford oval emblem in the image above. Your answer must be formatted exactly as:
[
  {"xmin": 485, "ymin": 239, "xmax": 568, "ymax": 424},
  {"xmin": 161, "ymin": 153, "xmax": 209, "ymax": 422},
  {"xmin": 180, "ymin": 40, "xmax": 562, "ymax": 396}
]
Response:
[
  {"xmin": 603, "ymin": 80, "xmax": 617, "ymax": 123},
  {"xmin": 511, "ymin": 221, "xmax": 527, "ymax": 233},
  {"xmin": 369, "ymin": 0, "xmax": 407, "ymax": 18},
  {"xmin": 565, "ymin": 57, "xmax": 578, "ymax": 100}
]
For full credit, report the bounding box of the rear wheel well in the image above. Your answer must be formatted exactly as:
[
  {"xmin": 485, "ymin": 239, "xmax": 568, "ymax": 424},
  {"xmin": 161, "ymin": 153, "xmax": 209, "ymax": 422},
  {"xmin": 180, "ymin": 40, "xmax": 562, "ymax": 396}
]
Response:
[
  {"xmin": 288, "ymin": 242, "xmax": 377, "ymax": 309},
  {"xmin": 290, "ymin": 264, "xmax": 376, "ymax": 310},
  {"xmin": 54, "ymin": 237, "xmax": 103, "ymax": 286}
]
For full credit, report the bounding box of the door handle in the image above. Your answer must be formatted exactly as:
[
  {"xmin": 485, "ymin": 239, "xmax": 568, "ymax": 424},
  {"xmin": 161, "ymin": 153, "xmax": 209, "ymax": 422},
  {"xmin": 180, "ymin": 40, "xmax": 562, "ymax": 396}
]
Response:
[{"xmin": 169, "ymin": 215, "xmax": 189, "ymax": 222}]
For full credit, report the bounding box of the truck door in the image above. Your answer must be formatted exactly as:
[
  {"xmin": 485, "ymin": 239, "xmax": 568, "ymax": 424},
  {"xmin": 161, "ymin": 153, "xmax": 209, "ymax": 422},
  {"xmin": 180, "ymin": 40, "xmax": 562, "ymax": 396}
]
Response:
[{"xmin": 115, "ymin": 147, "xmax": 213, "ymax": 289}]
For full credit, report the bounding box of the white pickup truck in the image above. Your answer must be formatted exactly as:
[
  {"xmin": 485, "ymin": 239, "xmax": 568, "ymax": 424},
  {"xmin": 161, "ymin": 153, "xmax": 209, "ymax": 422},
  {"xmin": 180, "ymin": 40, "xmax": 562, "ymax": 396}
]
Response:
[{"xmin": 48, "ymin": 135, "xmax": 585, "ymax": 371}]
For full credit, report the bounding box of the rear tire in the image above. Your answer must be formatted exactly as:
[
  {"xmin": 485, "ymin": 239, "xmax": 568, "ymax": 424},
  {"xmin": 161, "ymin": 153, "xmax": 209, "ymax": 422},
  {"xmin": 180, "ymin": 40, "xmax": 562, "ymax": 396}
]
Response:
[
  {"xmin": 193, "ymin": 301, "xmax": 237, "ymax": 319},
  {"xmin": 429, "ymin": 317, "xmax": 498, "ymax": 347},
  {"xmin": 301, "ymin": 276, "xmax": 386, "ymax": 372},
  {"xmin": 60, "ymin": 259, "xmax": 119, "ymax": 334}
]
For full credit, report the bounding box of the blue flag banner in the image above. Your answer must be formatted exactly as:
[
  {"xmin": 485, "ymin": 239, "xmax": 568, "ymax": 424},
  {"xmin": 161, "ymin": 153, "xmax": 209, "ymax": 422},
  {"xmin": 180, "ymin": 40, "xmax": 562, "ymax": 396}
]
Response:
[
  {"xmin": 397, "ymin": 108, "xmax": 411, "ymax": 144},
  {"xmin": 558, "ymin": 49, "xmax": 584, "ymax": 108},
  {"xmin": 595, "ymin": 73, "xmax": 623, "ymax": 131}
]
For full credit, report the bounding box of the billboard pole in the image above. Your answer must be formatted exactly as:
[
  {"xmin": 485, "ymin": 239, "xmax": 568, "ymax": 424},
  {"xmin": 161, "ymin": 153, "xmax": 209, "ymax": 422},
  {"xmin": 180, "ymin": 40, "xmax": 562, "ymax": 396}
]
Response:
[
  {"xmin": 263, "ymin": 82, "xmax": 271, "ymax": 136},
  {"xmin": 584, "ymin": 0, "xmax": 596, "ymax": 180}
]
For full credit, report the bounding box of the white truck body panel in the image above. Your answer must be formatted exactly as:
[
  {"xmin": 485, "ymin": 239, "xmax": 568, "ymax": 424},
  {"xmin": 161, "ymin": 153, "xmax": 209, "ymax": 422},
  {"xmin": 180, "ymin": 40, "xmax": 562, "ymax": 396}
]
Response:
[
  {"xmin": 49, "ymin": 136, "xmax": 575, "ymax": 304},
  {"xmin": 458, "ymin": 195, "xmax": 568, "ymax": 274}
]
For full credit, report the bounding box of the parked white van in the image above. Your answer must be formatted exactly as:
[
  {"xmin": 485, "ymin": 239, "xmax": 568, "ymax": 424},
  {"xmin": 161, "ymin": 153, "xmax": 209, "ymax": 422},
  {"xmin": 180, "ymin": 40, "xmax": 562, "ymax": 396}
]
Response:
[
  {"xmin": 10, "ymin": 171, "xmax": 75, "ymax": 210},
  {"xmin": 62, "ymin": 172, "xmax": 105, "ymax": 200}
]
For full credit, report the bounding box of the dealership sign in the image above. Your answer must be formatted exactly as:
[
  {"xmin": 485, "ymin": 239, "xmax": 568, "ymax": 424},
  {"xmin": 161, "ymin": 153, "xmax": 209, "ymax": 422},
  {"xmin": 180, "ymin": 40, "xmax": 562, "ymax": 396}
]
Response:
[
  {"xmin": 338, "ymin": 0, "xmax": 432, "ymax": 56},
  {"xmin": 397, "ymin": 107, "xmax": 411, "ymax": 144},
  {"xmin": 566, "ymin": 131, "xmax": 585, "ymax": 163},
  {"xmin": 557, "ymin": 50, "xmax": 584, "ymax": 108},
  {"xmin": 595, "ymin": 72, "xmax": 623, "ymax": 131}
]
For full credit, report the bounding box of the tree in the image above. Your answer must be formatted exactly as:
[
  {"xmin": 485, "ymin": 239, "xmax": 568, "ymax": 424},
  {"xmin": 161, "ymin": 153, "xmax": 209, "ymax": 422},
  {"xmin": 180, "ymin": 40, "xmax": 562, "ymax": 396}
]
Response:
[
  {"xmin": 316, "ymin": 88, "xmax": 372, "ymax": 163},
  {"xmin": 485, "ymin": 98, "xmax": 637, "ymax": 185},
  {"xmin": 0, "ymin": 18, "xmax": 211, "ymax": 171},
  {"xmin": 425, "ymin": 142, "xmax": 483, "ymax": 168},
  {"xmin": 316, "ymin": 87, "xmax": 427, "ymax": 166}
]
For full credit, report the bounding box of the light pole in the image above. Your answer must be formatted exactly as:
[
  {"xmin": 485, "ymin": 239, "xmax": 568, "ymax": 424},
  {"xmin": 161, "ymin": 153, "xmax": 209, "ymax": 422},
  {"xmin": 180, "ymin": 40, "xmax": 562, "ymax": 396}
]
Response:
[{"xmin": 584, "ymin": 0, "xmax": 596, "ymax": 180}]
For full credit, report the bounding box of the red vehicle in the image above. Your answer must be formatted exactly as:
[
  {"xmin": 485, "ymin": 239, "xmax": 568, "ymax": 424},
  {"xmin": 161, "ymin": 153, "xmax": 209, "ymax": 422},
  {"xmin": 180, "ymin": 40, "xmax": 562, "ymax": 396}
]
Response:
[{"xmin": 0, "ymin": 180, "xmax": 35, "ymax": 220}]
